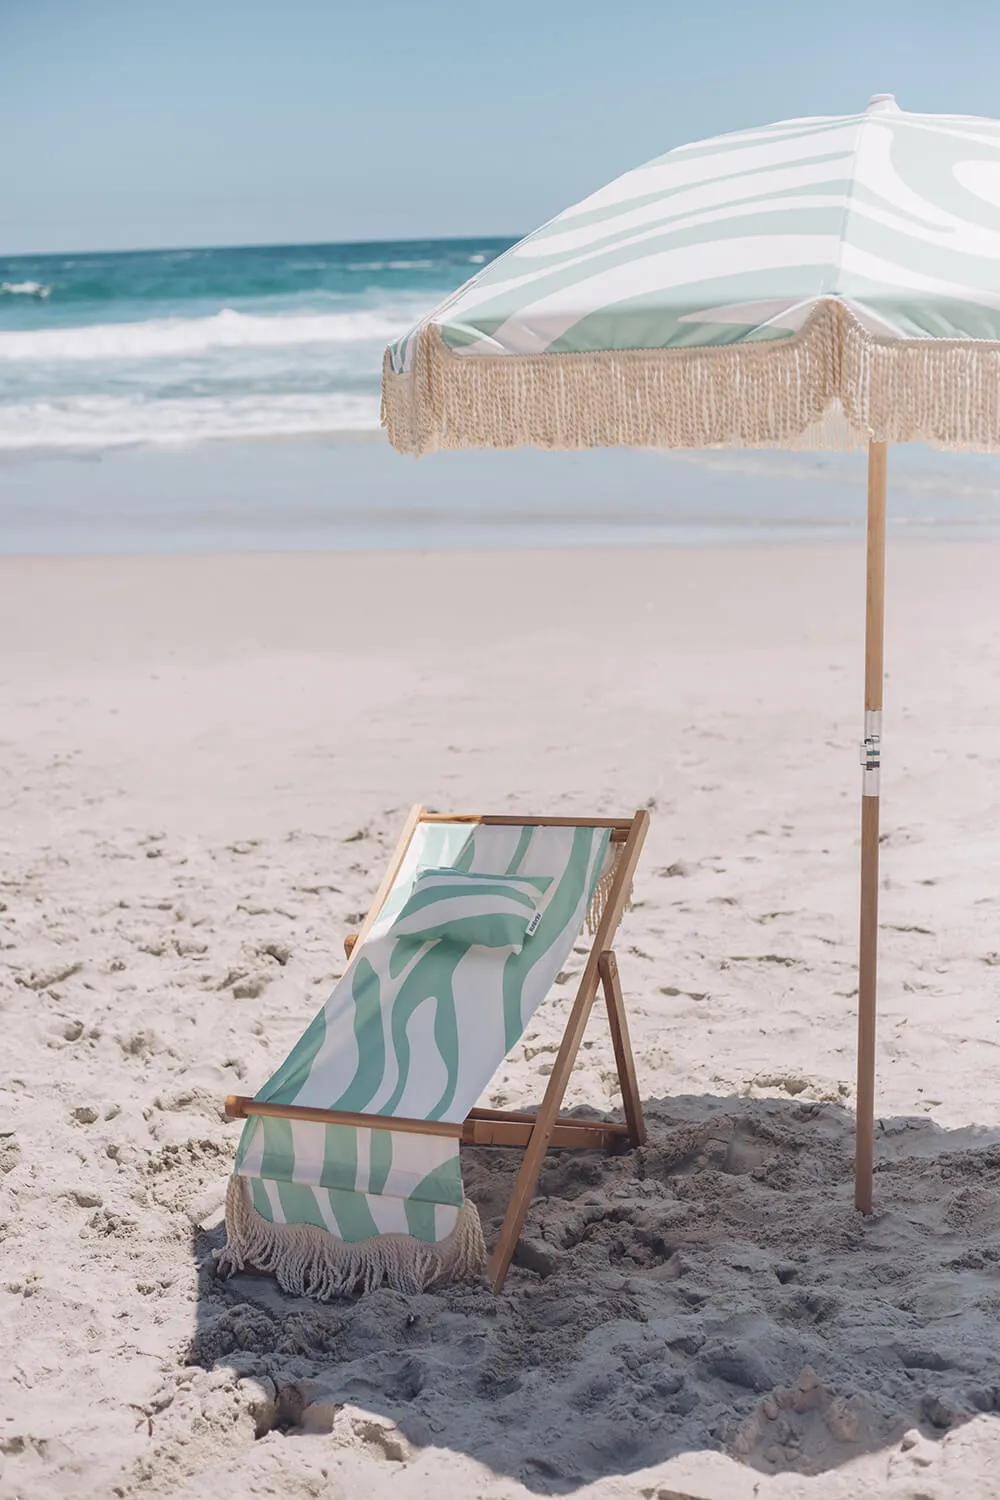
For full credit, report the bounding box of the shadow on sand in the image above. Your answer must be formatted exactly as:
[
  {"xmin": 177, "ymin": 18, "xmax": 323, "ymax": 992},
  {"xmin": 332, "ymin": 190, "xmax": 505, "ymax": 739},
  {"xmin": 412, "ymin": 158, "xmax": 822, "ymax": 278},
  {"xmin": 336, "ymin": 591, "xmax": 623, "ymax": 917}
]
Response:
[{"xmin": 185, "ymin": 1093, "xmax": 1000, "ymax": 1493}]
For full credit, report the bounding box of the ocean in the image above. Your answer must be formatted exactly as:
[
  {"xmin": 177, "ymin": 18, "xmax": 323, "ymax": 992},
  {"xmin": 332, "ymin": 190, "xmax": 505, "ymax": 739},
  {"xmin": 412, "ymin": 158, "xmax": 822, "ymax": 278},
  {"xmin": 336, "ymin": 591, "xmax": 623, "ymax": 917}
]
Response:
[
  {"xmin": 2, "ymin": 237, "xmax": 1000, "ymax": 553},
  {"xmin": 0, "ymin": 238, "xmax": 510, "ymax": 451}
]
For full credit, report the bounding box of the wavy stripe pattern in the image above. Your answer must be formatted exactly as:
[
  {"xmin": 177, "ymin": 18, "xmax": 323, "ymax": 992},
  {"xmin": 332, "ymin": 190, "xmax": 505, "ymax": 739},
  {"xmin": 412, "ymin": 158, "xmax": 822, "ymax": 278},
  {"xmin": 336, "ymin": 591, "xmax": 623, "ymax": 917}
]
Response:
[
  {"xmin": 383, "ymin": 99, "xmax": 1000, "ymax": 455},
  {"xmin": 234, "ymin": 824, "xmax": 611, "ymax": 1243},
  {"xmin": 390, "ymin": 101, "xmax": 1000, "ymax": 369}
]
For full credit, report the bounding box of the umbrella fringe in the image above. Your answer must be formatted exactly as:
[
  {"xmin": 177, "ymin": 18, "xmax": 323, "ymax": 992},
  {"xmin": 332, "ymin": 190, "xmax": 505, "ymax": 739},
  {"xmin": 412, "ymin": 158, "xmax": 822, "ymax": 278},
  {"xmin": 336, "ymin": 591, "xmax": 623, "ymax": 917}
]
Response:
[
  {"xmin": 217, "ymin": 1174, "xmax": 486, "ymax": 1300},
  {"xmin": 382, "ymin": 302, "xmax": 1000, "ymax": 455}
]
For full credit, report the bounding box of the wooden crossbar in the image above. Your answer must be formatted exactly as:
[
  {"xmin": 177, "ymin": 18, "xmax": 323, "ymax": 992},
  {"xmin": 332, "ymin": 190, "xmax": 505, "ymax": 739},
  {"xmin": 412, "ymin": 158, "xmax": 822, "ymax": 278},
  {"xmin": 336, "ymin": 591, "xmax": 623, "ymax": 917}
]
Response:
[
  {"xmin": 225, "ymin": 1094, "xmax": 630, "ymax": 1151},
  {"xmin": 225, "ymin": 1095, "xmax": 463, "ymax": 1139},
  {"xmin": 419, "ymin": 813, "xmax": 633, "ymax": 841},
  {"xmin": 467, "ymin": 1105, "xmax": 628, "ymax": 1133},
  {"xmin": 465, "ymin": 1114, "xmax": 627, "ymax": 1150}
]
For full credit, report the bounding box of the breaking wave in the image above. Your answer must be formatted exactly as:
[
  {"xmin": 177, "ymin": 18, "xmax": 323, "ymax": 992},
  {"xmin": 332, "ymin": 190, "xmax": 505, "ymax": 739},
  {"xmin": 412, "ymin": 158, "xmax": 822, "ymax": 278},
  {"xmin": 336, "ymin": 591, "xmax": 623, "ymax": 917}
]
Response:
[
  {"xmin": 0, "ymin": 392, "xmax": 382, "ymax": 450},
  {"xmin": 0, "ymin": 280, "xmax": 51, "ymax": 299},
  {"xmin": 0, "ymin": 305, "xmax": 422, "ymax": 363}
]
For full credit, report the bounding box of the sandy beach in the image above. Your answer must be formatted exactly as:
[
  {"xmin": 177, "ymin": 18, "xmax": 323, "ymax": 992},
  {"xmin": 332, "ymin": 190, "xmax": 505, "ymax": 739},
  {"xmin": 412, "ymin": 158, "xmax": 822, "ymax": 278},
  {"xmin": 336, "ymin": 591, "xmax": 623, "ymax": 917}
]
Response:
[{"xmin": 3, "ymin": 540, "xmax": 1000, "ymax": 1499}]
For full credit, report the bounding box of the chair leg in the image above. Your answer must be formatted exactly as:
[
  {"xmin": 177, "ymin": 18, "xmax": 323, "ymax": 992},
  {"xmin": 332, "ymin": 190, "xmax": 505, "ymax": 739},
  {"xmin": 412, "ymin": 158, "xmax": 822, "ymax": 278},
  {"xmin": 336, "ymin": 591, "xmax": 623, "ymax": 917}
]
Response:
[
  {"xmin": 599, "ymin": 950, "xmax": 646, "ymax": 1147},
  {"xmin": 486, "ymin": 966, "xmax": 603, "ymax": 1293},
  {"xmin": 487, "ymin": 812, "xmax": 650, "ymax": 1293}
]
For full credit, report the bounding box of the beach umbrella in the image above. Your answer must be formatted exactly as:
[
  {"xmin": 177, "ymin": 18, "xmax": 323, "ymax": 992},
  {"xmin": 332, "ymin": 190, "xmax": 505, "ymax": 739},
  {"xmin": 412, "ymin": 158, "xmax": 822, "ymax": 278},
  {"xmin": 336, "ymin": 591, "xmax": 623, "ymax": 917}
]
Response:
[{"xmin": 381, "ymin": 95, "xmax": 1000, "ymax": 1213}]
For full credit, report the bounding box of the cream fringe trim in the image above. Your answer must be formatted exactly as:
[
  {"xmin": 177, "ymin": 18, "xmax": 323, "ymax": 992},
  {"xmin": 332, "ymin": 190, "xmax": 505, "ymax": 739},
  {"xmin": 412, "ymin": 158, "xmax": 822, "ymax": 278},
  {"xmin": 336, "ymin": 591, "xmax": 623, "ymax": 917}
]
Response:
[
  {"xmin": 217, "ymin": 1175, "xmax": 486, "ymax": 1299},
  {"xmin": 382, "ymin": 301, "xmax": 1000, "ymax": 456},
  {"xmin": 586, "ymin": 843, "xmax": 632, "ymax": 937}
]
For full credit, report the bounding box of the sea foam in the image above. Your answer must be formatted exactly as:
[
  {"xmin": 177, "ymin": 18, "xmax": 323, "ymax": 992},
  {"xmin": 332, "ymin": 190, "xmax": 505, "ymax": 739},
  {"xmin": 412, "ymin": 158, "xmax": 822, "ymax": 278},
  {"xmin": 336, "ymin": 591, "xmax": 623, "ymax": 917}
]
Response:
[
  {"xmin": 0, "ymin": 305, "xmax": 421, "ymax": 362},
  {"xmin": 0, "ymin": 393, "xmax": 382, "ymax": 449},
  {"xmin": 0, "ymin": 281, "xmax": 51, "ymax": 299},
  {"xmin": 0, "ymin": 238, "xmax": 509, "ymax": 453}
]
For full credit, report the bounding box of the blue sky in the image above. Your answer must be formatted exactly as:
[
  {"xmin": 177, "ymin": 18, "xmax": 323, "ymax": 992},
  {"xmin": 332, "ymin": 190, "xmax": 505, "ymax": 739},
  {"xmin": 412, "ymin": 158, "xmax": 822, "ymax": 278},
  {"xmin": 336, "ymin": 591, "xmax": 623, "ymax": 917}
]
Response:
[{"xmin": 2, "ymin": 0, "xmax": 999, "ymax": 254}]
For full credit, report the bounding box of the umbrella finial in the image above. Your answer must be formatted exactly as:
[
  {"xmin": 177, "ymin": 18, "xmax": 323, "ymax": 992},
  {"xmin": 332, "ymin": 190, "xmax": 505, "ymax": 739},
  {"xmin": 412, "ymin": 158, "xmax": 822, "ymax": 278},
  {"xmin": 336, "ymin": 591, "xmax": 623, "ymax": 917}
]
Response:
[{"xmin": 867, "ymin": 93, "xmax": 899, "ymax": 112}]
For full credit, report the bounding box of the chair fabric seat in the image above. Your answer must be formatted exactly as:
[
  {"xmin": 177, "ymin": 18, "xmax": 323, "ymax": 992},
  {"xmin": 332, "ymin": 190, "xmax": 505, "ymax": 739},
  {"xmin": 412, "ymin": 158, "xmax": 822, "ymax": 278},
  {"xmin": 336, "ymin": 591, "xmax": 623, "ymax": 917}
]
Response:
[{"xmin": 232, "ymin": 822, "xmax": 613, "ymax": 1244}]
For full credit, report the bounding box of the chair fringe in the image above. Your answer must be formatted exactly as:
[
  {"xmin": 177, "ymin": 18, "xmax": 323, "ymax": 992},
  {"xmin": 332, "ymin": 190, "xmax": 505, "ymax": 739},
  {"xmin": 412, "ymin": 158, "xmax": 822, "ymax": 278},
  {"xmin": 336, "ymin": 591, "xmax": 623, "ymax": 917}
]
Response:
[
  {"xmin": 216, "ymin": 1175, "xmax": 486, "ymax": 1300},
  {"xmin": 382, "ymin": 301, "xmax": 1000, "ymax": 456},
  {"xmin": 585, "ymin": 845, "xmax": 632, "ymax": 937}
]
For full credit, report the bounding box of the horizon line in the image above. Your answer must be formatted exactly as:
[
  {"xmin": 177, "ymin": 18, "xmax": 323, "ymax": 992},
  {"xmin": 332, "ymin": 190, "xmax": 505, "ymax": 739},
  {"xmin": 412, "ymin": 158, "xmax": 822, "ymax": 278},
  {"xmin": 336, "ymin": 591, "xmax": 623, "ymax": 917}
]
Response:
[{"xmin": 0, "ymin": 232, "xmax": 522, "ymax": 262}]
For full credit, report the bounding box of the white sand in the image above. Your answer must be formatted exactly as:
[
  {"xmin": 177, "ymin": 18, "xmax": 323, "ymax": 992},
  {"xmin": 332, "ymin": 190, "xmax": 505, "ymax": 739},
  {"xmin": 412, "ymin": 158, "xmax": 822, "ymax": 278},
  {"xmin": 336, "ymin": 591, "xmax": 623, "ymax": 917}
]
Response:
[{"xmin": 3, "ymin": 543, "xmax": 1000, "ymax": 1500}]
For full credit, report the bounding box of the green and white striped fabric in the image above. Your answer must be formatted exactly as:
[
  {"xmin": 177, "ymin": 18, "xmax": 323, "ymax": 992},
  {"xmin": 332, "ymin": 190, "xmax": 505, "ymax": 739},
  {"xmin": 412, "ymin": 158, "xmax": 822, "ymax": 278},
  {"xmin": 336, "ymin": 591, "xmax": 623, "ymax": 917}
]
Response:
[
  {"xmin": 393, "ymin": 867, "xmax": 552, "ymax": 948},
  {"xmin": 228, "ymin": 822, "xmax": 611, "ymax": 1264},
  {"xmin": 383, "ymin": 97, "xmax": 1000, "ymax": 454}
]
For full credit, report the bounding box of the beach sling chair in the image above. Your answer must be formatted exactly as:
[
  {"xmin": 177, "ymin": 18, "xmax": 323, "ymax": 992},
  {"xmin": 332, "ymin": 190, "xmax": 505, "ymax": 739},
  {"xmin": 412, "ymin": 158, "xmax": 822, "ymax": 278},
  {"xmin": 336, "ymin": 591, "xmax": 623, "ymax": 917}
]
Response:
[{"xmin": 220, "ymin": 806, "xmax": 649, "ymax": 1296}]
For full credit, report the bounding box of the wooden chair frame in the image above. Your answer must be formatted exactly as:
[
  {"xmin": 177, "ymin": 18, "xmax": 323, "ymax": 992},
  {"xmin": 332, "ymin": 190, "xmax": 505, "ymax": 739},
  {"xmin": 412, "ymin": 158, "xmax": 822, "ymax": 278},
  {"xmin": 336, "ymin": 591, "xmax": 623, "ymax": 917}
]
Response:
[{"xmin": 226, "ymin": 805, "xmax": 649, "ymax": 1293}]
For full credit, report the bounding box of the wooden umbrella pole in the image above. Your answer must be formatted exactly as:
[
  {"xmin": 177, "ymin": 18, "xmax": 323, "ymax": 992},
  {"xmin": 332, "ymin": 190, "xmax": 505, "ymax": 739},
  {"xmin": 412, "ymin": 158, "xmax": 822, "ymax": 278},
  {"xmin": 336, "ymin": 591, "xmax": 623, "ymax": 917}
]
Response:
[{"xmin": 855, "ymin": 440, "xmax": 888, "ymax": 1214}]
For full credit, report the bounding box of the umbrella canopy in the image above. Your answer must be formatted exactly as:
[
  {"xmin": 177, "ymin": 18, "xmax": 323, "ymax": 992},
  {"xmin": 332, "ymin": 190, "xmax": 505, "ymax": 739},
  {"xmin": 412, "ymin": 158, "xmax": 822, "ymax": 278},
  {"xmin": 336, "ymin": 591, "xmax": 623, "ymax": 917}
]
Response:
[
  {"xmin": 383, "ymin": 96, "xmax": 1000, "ymax": 456},
  {"xmin": 381, "ymin": 96, "xmax": 1000, "ymax": 1221}
]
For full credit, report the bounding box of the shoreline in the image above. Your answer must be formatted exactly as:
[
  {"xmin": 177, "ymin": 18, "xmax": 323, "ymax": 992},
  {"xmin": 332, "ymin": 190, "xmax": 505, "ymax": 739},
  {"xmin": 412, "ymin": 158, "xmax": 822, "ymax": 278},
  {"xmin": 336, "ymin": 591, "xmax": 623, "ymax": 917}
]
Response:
[
  {"xmin": 5, "ymin": 436, "xmax": 1000, "ymax": 557},
  {"xmin": 5, "ymin": 526, "xmax": 1000, "ymax": 569}
]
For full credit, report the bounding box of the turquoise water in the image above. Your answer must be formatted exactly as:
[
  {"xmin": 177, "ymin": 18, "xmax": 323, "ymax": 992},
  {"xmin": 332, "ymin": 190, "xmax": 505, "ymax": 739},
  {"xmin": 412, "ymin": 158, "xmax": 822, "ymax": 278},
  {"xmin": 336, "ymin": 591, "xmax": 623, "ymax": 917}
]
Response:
[
  {"xmin": 0, "ymin": 239, "xmax": 512, "ymax": 451},
  {"xmin": 3, "ymin": 238, "xmax": 1000, "ymax": 552}
]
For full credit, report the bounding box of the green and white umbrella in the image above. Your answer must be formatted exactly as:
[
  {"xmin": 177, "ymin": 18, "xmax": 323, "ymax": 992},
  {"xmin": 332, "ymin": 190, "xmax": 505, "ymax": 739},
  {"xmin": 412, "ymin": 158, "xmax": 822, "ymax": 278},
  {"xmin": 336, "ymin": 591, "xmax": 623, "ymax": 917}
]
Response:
[{"xmin": 383, "ymin": 95, "xmax": 1000, "ymax": 1211}]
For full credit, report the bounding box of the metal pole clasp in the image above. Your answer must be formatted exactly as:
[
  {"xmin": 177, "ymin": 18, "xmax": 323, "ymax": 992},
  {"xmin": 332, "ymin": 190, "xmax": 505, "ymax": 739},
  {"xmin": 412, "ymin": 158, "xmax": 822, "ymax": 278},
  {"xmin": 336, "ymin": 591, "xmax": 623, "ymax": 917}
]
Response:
[{"xmin": 859, "ymin": 709, "xmax": 882, "ymax": 797}]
